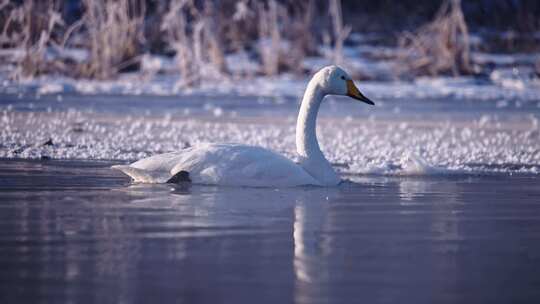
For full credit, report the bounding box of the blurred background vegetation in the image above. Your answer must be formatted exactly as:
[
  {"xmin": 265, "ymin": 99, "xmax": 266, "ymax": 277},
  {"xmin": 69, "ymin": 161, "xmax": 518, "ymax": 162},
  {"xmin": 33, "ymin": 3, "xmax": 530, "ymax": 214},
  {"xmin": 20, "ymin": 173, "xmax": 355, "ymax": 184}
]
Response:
[{"xmin": 0, "ymin": 0, "xmax": 539, "ymax": 82}]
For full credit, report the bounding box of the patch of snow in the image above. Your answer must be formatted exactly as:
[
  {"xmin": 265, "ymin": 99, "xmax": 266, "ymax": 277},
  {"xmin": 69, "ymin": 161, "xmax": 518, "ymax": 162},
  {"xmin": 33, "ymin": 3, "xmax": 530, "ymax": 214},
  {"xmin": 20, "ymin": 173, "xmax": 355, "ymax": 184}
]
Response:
[
  {"xmin": 225, "ymin": 52, "xmax": 259, "ymax": 75},
  {"xmin": 489, "ymin": 67, "xmax": 538, "ymax": 92},
  {"xmin": 0, "ymin": 48, "xmax": 25, "ymax": 62},
  {"xmin": 56, "ymin": 48, "xmax": 89, "ymax": 63},
  {"xmin": 1, "ymin": 45, "xmax": 540, "ymax": 103},
  {"xmin": 472, "ymin": 52, "xmax": 537, "ymax": 66},
  {"xmin": 37, "ymin": 83, "xmax": 66, "ymax": 95},
  {"xmin": 140, "ymin": 54, "xmax": 176, "ymax": 74},
  {"xmin": 398, "ymin": 153, "xmax": 449, "ymax": 175}
]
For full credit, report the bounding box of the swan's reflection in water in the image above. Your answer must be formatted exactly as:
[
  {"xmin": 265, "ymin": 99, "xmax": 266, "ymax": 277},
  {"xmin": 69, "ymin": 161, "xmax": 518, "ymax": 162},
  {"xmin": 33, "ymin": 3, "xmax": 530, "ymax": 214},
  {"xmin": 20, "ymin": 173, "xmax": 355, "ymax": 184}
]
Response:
[
  {"xmin": 292, "ymin": 188, "xmax": 336, "ymax": 303},
  {"xmin": 2, "ymin": 160, "xmax": 540, "ymax": 304},
  {"xmin": 294, "ymin": 204, "xmax": 310, "ymax": 283}
]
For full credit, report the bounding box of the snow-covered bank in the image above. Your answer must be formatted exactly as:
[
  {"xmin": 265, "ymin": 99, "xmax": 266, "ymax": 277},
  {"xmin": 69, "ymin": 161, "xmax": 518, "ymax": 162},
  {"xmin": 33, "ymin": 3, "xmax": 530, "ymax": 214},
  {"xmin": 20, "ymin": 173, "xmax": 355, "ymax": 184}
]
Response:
[
  {"xmin": 2, "ymin": 69, "xmax": 540, "ymax": 103},
  {"xmin": 2, "ymin": 42, "xmax": 539, "ymax": 102}
]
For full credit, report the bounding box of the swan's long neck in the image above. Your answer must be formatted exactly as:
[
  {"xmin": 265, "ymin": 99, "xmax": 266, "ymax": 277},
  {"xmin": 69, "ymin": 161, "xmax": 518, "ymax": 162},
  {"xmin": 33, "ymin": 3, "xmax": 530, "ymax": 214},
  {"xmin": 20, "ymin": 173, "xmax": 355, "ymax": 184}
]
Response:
[
  {"xmin": 296, "ymin": 81, "xmax": 325, "ymax": 159},
  {"xmin": 296, "ymin": 79, "xmax": 340, "ymax": 185}
]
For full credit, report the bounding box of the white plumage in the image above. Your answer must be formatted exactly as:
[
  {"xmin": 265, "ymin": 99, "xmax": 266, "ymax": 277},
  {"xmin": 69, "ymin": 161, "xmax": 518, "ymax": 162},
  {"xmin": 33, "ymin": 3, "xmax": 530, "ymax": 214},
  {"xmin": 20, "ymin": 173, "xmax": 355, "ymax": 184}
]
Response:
[
  {"xmin": 113, "ymin": 65, "xmax": 374, "ymax": 187},
  {"xmin": 113, "ymin": 143, "xmax": 319, "ymax": 187}
]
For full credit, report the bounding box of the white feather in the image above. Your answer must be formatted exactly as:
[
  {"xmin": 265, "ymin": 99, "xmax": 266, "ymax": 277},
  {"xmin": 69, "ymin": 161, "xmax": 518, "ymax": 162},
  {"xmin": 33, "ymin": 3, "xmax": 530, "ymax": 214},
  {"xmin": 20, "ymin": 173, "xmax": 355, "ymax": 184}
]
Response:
[{"xmin": 113, "ymin": 66, "xmax": 366, "ymax": 187}]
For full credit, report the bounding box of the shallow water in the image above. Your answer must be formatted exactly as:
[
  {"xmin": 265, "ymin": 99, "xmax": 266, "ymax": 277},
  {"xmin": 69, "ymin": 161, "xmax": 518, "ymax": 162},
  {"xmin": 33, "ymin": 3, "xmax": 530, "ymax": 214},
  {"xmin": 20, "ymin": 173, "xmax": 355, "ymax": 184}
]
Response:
[{"xmin": 1, "ymin": 159, "xmax": 540, "ymax": 304}]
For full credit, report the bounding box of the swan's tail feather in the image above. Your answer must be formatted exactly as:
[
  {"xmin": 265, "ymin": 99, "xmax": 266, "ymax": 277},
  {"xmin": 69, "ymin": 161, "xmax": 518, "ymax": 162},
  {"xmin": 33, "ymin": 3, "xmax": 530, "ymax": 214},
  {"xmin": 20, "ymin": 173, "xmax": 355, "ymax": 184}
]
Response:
[{"xmin": 111, "ymin": 165, "xmax": 169, "ymax": 183}]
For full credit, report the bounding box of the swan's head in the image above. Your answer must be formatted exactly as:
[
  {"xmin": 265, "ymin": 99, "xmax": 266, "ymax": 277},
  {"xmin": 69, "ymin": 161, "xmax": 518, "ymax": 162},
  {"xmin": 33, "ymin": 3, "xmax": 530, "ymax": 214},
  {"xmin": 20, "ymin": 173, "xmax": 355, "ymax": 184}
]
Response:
[{"xmin": 315, "ymin": 65, "xmax": 374, "ymax": 105}]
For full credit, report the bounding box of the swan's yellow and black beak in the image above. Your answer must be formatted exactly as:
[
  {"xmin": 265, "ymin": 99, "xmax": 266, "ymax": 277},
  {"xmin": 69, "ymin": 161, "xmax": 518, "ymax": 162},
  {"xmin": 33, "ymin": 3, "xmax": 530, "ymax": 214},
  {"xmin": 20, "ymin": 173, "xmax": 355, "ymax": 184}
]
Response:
[{"xmin": 346, "ymin": 80, "xmax": 374, "ymax": 105}]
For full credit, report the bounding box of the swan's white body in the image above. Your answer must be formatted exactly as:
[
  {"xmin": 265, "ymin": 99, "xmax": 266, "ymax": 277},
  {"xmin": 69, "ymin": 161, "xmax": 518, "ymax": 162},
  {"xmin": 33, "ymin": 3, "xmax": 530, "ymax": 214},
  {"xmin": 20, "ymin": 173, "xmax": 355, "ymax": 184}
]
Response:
[
  {"xmin": 114, "ymin": 143, "xmax": 320, "ymax": 187},
  {"xmin": 113, "ymin": 66, "xmax": 373, "ymax": 187}
]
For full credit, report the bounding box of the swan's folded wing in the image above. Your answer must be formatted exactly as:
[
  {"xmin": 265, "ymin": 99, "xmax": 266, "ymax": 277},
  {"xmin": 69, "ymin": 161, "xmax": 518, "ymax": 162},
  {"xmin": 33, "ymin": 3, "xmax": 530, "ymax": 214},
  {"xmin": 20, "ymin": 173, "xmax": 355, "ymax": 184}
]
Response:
[{"xmin": 111, "ymin": 165, "xmax": 170, "ymax": 183}]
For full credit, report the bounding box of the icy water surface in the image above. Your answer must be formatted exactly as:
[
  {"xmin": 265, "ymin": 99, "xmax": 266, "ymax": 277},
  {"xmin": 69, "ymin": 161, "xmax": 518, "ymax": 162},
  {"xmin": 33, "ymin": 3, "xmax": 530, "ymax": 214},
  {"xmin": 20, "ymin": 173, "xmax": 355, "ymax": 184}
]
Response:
[
  {"xmin": 1, "ymin": 93, "xmax": 539, "ymax": 174},
  {"xmin": 1, "ymin": 159, "xmax": 540, "ymax": 304}
]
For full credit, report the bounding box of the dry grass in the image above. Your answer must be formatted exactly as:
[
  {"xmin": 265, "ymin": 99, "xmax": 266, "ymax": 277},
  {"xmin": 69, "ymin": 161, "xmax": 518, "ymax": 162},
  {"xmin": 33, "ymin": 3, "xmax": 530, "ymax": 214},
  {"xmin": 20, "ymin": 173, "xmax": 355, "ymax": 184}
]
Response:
[
  {"xmin": 0, "ymin": 0, "xmax": 146, "ymax": 80},
  {"xmin": 329, "ymin": 0, "xmax": 351, "ymax": 66},
  {"xmin": 78, "ymin": 0, "xmax": 146, "ymax": 79},
  {"xmin": 0, "ymin": 0, "xmax": 64, "ymax": 79},
  {"xmin": 397, "ymin": 0, "xmax": 473, "ymax": 77},
  {"xmin": 252, "ymin": 0, "xmax": 316, "ymax": 76},
  {"xmin": 257, "ymin": 0, "xmax": 282, "ymax": 76},
  {"xmin": 161, "ymin": 0, "xmax": 227, "ymax": 87},
  {"xmin": 0, "ymin": 0, "xmax": 348, "ymax": 84}
]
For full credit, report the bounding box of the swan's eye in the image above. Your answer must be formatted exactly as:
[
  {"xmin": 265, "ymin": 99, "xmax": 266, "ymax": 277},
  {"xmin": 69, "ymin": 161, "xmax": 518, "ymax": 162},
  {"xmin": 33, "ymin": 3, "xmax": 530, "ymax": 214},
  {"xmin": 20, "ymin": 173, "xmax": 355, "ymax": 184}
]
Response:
[{"xmin": 340, "ymin": 76, "xmax": 346, "ymax": 80}]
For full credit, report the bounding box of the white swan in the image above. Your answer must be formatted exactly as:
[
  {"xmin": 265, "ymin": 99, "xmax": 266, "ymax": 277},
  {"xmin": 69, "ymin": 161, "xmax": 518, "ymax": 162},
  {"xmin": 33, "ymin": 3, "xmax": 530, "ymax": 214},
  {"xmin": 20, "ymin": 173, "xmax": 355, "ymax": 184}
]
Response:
[{"xmin": 112, "ymin": 65, "xmax": 374, "ymax": 187}]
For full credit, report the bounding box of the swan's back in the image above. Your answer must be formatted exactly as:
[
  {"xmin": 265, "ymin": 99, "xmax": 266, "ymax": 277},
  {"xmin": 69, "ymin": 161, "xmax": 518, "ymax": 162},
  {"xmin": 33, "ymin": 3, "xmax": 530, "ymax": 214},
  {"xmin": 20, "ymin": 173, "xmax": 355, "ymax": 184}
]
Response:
[{"xmin": 113, "ymin": 143, "xmax": 321, "ymax": 187}]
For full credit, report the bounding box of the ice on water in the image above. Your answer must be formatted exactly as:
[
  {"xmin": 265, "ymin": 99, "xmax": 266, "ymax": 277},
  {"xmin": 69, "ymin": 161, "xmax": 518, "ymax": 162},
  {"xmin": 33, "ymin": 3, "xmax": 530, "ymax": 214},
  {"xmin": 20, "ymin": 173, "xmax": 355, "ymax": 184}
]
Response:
[{"xmin": 1, "ymin": 98, "xmax": 538, "ymax": 176}]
